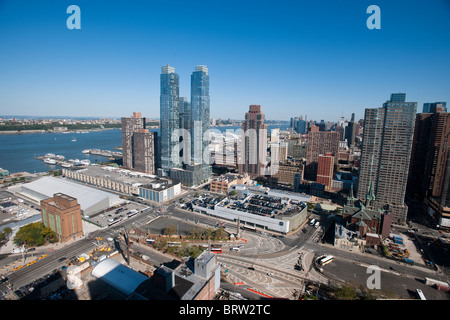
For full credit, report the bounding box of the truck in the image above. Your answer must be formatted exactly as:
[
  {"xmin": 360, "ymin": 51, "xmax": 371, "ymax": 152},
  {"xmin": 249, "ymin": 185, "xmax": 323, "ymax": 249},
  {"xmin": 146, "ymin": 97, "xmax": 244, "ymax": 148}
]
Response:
[
  {"xmin": 314, "ymin": 221, "xmax": 320, "ymax": 228},
  {"xmin": 403, "ymin": 258, "xmax": 414, "ymax": 265}
]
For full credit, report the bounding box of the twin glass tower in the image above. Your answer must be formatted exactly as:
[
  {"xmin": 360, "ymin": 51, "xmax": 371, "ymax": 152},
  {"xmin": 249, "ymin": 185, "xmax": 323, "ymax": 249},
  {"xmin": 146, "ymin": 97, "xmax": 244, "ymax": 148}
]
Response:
[{"xmin": 159, "ymin": 64, "xmax": 211, "ymax": 184}]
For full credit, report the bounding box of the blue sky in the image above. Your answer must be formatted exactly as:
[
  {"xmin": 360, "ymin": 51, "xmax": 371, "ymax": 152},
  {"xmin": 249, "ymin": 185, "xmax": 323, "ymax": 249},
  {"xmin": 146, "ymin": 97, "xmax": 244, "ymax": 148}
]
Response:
[{"xmin": 0, "ymin": 0, "xmax": 449, "ymax": 121}]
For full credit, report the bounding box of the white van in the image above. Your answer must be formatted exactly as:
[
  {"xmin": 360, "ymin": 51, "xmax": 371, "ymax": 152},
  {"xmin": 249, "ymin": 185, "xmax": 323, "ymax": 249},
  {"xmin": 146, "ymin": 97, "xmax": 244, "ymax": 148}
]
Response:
[
  {"xmin": 309, "ymin": 218, "xmax": 316, "ymax": 226},
  {"xmin": 314, "ymin": 221, "xmax": 320, "ymax": 228}
]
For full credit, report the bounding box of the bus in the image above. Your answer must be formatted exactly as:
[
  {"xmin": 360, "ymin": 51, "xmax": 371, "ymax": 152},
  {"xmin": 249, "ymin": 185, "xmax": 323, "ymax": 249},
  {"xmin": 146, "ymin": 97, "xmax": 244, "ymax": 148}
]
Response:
[
  {"xmin": 210, "ymin": 244, "xmax": 222, "ymax": 254},
  {"xmin": 211, "ymin": 247, "xmax": 222, "ymax": 254},
  {"xmin": 416, "ymin": 289, "xmax": 426, "ymax": 300},
  {"xmin": 108, "ymin": 217, "xmax": 122, "ymax": 227},
  {"xmin": 167, "ymin": 241, "xmax": 181, "ymax": 247},
  {"xmin": 318, "ymin": 255, "xmax": 334, "ymax": 266},
  {"xmin": 127, "ymin": 209, "xmax": 139, "ymax": 218},
  {"xmin": 242, "ymin": 225, "xmax": 256, "ymax": 232}
]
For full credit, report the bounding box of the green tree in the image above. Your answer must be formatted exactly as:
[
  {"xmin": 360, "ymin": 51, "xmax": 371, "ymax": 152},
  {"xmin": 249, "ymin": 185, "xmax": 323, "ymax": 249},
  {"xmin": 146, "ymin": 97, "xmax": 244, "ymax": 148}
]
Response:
[
  {"xmin": 164, "ymin": 224, "xmax": 177, "ymax": 238},
  {"xmin": 13, "ymin": 222, "xmax": 57, "ymax": 247},
  {"xmin": 333, "ymin": 283, "xmax": 358, "ymax": 300}
]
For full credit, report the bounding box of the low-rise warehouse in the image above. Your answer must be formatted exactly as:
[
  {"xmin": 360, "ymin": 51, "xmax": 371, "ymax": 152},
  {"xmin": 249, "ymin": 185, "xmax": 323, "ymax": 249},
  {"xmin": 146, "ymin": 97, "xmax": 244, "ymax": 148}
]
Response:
[
  {"xmin": 18, "ymin": 176, "xmax": 122, "ymax": 217},
  {"xmin": 63, "ymin": 166, "xmax": 181, "ymax": 203}
]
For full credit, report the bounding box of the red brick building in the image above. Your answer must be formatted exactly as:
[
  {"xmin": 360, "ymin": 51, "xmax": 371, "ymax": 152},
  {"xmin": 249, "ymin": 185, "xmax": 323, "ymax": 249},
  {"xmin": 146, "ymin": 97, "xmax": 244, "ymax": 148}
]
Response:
[
  {"xmin": 316, "ymin": 152, "xmax": 334, "ymax": 190},
  {"xmin": 40, "ymin": 193, "xmax": 83, "ymax": 242}
]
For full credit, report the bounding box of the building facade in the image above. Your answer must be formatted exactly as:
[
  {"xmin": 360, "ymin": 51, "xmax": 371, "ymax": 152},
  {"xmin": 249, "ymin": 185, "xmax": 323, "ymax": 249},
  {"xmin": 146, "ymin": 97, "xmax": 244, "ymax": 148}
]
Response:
[
  {"xmin": 121, "ymin": 112, "xmax": 146, "ymax": 170},
  {"xmin": 190, "ymin": 65, "xmax": 210, "ymax": 165},
  {"xmin": 210, "ymin": 173, "xmax": 251, "ymax": 194},
  {"xmin": 316, "ymin": 152, "xmax": 334, "ymax": 190},
  {"xmin": 40, "ymin": 193, "xmax": 83, "ymax": 242},
  {"xmin": 408, "ymin": 104, "xmax": 450, "ymax": 228},
  {"xmin": 358, "ymin": 93, "xmax": 417, "ymax": 225},
  {"xmin": 305, "ymin": 131, "xmax": 339, "ymax": 180},
  {"xmin": 160, "ymin": 65, "xmax": 180, "ymax": 173},
  {"xmin": 132, "ymin": 129, "xmax": 157, "ymax": 174},
  {"xmin": 239, "ymin": 105, "xmax": 268, "ymax": 178}
]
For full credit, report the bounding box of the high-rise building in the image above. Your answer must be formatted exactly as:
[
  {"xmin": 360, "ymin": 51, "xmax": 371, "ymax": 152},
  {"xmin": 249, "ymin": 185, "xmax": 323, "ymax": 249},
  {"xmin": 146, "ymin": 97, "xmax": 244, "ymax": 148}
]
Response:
[
  {"xmin": 344, "ymin": 113, "xmax": 356, "ymax": 147},
  {"xmin": 158, "ymin": 65, "xmax": 212, "ymax": 186},
  {"xmin": 40, "ymin": 193, "xmax": 83, "ymax": 242},
  {"xmin": 190, "ymin": 65, "xmax": 210, "ymax": 165},
  {"xmin": 121, "ymin": 112, "xmax": 156, "ymax": 174},
  {"xmin": 160, "ymin": 65, "xmax": 180, "ymax": 173},
  {"xmin": 408, "ymin": 104, "xmax": 450, "ymax": 227},
  {"xmin": 317, "ymin": 152, "xmax": 335, "ymax": 190},
  {"xmin": 239, "ymin": 105, "xmax": 268, "ymax": 178},
  {"xmin": 358, "ymin": 93, "xmax": 417, "ymax": 225},
  {"xmin": 122, "ymin": 112, "xmax": 146, "ymax": 170},
  {"xmin": 305, "ymin": 131, "xmax": 339, "ymax": 180},
  {"xmin": 132, "ymin": 129, "xmax": 157, "ymax": 174},
  {"xmin": 179, "ymin": 97, "xmax": 191, "ymax": 134},
  {"xmin": 423, "ymin": 102, "xmax": 447, "ymax": 113}
]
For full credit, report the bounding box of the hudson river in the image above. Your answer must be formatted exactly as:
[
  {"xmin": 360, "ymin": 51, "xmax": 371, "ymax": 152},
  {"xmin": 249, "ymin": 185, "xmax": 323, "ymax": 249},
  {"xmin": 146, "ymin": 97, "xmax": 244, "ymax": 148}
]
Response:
[{"xmin": 0, "ymin": 125, "xmax": 288, "ymax": 174}]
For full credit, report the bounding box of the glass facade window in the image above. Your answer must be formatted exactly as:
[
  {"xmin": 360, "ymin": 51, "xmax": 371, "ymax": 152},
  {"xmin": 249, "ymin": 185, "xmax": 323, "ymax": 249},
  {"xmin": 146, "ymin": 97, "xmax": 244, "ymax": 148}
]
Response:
[{"xmin": 160, "ymin": 65, "xmax": 180, "ymax": 172}]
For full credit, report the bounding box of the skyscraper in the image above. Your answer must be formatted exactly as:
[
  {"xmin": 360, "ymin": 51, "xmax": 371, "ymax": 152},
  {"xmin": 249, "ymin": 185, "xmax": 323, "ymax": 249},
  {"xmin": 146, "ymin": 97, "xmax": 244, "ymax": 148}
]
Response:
[
  {"xmin": 408, "ymin": 103, "xmax": 450, "ymax": 227},
  {"xmin": 132, "ymin": 129, "xmax": 157, "ymax": 174},
  {"xmin": 239, "ymin": 105, "xmax": 268, "ymax": 178},
  {"xmin": 344, "ymin": 113, "xmax": 356, "ymax": 147},
  {"xmin": 121, "ymin": 112, "xmax": 146, "ymax": 170},
  {"xmin": 357, "ymin": 93, "xmax": 417, "ymax": 225},
  {"xmin": 160, "ymin": 65, "xmax": 180, "ymax": 173},
  {"xmin": 190, "ymin": 65, "xmax": 210, "ymax": 165},
  {"xmin": 305, "ymin": 131, "xmax": 339, "ymax": 180},
  {"xmin": 159, "ymin": 65, "xmax": 212, "ymax": 186},
  {"xmin": 121, "ymin": 112, "xmax": 156, "ymax": 174}
]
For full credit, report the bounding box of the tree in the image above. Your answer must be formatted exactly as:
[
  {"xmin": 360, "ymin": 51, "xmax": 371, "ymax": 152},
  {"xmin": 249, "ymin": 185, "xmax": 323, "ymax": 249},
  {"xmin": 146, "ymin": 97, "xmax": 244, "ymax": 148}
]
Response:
[
  {"xmin": 164, "ymin": 224, "xmax": 177, "ymax": 238},
  {"xmin": 13, "ymin": 222, "xmax": 57, "ymax": 247}
]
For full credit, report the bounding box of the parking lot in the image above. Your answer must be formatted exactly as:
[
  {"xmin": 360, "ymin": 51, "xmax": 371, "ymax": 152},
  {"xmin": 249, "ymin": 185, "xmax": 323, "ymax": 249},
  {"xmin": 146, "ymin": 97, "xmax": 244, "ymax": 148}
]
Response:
[
  {"xmin": 0, "ymin": 191, "xmax": 41, "ymax": 227},
  {"xmin": 88, "ymin": 201, "xmax": 152, "ymax": 227}
]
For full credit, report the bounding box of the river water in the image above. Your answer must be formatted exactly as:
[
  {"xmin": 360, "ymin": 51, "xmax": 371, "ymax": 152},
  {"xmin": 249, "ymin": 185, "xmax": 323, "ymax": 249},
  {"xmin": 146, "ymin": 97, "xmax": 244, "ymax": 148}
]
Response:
[{"xmin": 0, "ymin": 125, "xmax": 288, "ymax": 174}]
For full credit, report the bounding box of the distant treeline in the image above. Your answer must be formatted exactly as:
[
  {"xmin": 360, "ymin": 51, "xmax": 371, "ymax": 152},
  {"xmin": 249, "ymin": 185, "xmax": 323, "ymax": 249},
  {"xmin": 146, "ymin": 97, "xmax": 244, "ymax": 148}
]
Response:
[{"xmin": 0, "ymin": 122, "xmax": 122, "ymax": 131}]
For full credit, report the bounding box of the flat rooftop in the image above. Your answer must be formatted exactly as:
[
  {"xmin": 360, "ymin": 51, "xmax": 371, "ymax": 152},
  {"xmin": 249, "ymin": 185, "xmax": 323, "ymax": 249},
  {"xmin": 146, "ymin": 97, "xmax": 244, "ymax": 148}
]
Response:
[
  {"xmin": 216, "ymin": 193, "xmax": 306, "ymax": 218},
  {"xmin": 65, "ymin": 165, "xmax": 179, "ymax": 191}
]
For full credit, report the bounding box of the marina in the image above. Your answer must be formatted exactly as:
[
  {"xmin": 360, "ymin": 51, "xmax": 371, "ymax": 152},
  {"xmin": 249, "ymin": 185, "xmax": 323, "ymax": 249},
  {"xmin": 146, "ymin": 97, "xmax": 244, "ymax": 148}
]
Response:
[{"xmin": 33, "ymin": 149, "xmax": 122, "ymax": 169}]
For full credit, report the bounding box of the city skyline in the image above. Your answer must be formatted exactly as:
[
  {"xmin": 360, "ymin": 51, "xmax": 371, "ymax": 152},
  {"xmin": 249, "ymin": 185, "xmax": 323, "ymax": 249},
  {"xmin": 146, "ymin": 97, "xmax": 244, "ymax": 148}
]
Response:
[{"xmin": 1, "ymin": 0, "xmax": 449, "ymax": 121}]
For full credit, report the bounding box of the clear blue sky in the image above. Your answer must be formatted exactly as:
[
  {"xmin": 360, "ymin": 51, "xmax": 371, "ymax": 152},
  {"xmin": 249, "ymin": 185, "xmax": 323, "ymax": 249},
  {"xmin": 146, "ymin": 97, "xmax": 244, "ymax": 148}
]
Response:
[{"xmin": 1, "ymin": 0, "xmax": 449, "ymax": 122}]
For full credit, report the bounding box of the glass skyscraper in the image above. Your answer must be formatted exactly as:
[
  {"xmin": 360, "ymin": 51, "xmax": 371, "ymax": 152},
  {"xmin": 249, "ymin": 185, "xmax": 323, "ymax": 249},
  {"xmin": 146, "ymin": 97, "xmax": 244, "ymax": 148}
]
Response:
[
  {"xmin": 190, "ymin": 65, "xmax": 210, "ymax": 165},
  {"xmin": 160, "ymin": 64, "xmax": 180, "ymax": 173}
]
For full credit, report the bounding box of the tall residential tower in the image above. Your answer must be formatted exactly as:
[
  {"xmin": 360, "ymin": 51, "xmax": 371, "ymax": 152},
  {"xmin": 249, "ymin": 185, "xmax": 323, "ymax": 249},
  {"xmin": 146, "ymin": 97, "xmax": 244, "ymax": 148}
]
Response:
[
  {"xmin": 160, "ymin": 65, "xmax": 180, "ymax": 173},
  {"xmin": 239, "ymin": 105, "xmax": 268, "ymax": 178},
  {"xmin": 357, "ymin": 93, "xmax": 417, "ymax": 225}
]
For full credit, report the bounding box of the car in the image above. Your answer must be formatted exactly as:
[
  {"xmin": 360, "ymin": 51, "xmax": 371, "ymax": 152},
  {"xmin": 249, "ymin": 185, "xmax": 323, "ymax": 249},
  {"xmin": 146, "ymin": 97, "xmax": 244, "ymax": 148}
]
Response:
[
  {"xmin": 267, "ymin": 273, "xmax": 274, "ymax": 277},
  {"xmin": 58, "ymin": 257, "xmax": 67, "ymax": 262}
]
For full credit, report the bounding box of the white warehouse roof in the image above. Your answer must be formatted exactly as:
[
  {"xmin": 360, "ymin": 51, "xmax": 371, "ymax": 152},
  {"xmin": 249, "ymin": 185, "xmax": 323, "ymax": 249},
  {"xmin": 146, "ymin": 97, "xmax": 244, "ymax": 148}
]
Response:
[
  {"xmin": 91, "ymin": 258, "xmax": 149, "ymax": 296},
  {"xmin": 20, "ymin": 176, "xmax": 121, "ymax": 216}
]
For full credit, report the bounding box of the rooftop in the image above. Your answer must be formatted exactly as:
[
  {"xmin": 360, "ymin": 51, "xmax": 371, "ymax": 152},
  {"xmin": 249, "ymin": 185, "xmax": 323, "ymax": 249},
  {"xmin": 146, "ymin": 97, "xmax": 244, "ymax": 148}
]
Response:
[
  {"xmin": 65, "ymin": 165, "xmax": 179, "ymax": 191},
  {"xmin": 216, "ymin": 193, "xmax": 306, "ymax": 218}
]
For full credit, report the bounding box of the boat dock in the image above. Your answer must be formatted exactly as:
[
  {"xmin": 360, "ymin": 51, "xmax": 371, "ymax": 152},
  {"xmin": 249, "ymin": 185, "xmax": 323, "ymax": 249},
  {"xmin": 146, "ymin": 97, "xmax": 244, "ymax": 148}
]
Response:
[{"xmin": 82, "ymin": 149, "xmax": 122, "ymax": 159}]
